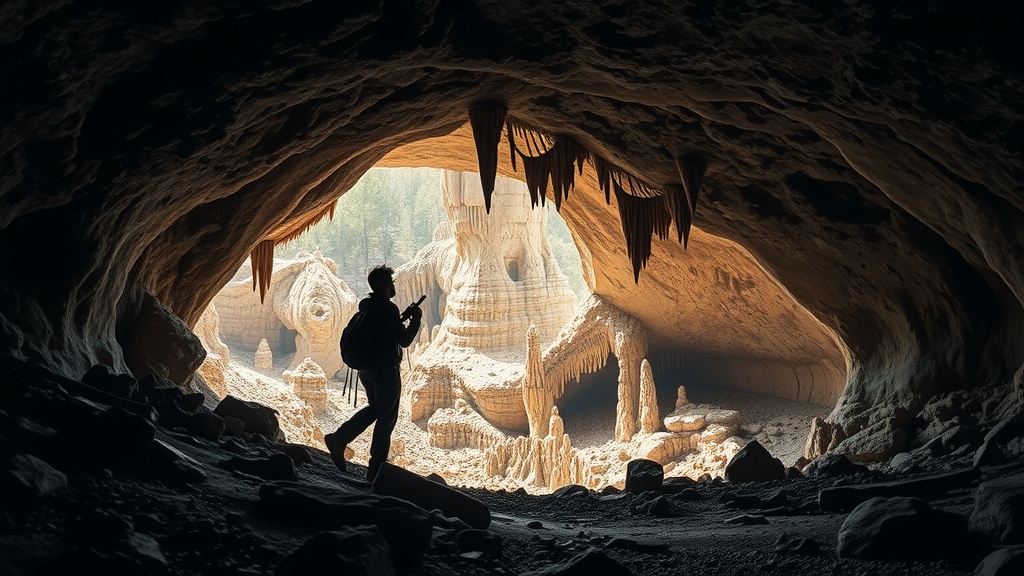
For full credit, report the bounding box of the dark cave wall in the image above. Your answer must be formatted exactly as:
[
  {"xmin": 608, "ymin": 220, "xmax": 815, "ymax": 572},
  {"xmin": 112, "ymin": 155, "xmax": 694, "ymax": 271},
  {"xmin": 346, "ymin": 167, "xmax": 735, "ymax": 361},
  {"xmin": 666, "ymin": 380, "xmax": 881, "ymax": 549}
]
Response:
[{"xmin": 1, "ymin": 1, "xmax": 1022, "ymax": 429}]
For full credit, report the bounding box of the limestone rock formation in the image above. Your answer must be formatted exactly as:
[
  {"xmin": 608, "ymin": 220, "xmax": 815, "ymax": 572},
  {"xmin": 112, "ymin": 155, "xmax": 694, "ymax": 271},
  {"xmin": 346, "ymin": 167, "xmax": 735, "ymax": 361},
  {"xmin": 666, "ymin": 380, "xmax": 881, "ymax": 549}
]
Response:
[
  {"xmin": 194, "ymin": 302, "xmax": 230, "ymax": 398},
  {"xmin": 255, "ymin": 339, "xmax": 273, "ymax": 373},
  {"xmin": 283, "ymin": 357, "xmax": 328, "ymax": 413},
  {"xmin": 523, "ymin": 325, "xmax": 554, "ymax": 439},
  {"xmin": 400, "ymin": 170, "xmax": 577, "ymax": 430},
  {"xmin": 214, "ymin": 252, "xmax": 358, "ymax": 379},
  {"xmin": 639, "ymin": 359, "xmax": 661, "ymax": 434}
]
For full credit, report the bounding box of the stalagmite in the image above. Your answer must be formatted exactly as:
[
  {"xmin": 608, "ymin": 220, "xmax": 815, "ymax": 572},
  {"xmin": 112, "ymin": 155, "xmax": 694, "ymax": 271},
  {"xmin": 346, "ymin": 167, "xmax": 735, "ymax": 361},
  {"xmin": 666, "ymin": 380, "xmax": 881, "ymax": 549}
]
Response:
[
  {"xmin": 523, "ymin": 325, "xmax": 553, "ymax": 439},
  {"xmin": 639, "ymin": 359, "xmax": 660, "ymax": 434},
  {"xmin": 548, "ymin": 406, "xmax": 565, "ymax": 439},
  {"xmin": 283, "ymin": 357, "xmax": 328, "ymax": 413},
  {"xmin": 255, "ymin": 338, "xmax": 273, "ymax": 372},
  {"xmin": 676, "ymin": 385, "xmax": 689, "ymax": 409}
]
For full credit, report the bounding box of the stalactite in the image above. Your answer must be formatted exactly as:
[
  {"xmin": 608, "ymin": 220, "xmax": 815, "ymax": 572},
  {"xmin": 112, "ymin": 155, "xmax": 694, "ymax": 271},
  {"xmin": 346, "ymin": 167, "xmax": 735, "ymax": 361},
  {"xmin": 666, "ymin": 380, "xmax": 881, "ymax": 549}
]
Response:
[
  {"xmin": 663, "ymin": 183, "xmax": 693, "ymax": 248},
  {"xmin": 250, "ymin": 239, "xmax": 275, "ymax": 303},
  {"xmin": 676, "ymin": 155, "xmax": 707, "ymax": 217},
  {"xmin": 614, "ymin": 181, "xmax": 672, "ymax": 283},
  {"xmin": 468, "ymin": 103, "xmax": 508, "ymax": 213},
  {"xmin": 548, "ymin": 136, "xmax": 588, "ymax": 211},
  {"xmin": 521, "ymin": 153, "xmax": 550, "ymax": 208}
]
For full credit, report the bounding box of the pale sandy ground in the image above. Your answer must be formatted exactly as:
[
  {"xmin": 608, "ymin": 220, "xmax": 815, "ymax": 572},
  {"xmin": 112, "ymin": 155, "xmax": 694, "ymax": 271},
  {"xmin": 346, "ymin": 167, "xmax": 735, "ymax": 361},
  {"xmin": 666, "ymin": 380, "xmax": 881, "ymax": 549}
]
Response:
[{"xmin": 222, "ymin": 347, "xmax": 829, "ymax": 494}]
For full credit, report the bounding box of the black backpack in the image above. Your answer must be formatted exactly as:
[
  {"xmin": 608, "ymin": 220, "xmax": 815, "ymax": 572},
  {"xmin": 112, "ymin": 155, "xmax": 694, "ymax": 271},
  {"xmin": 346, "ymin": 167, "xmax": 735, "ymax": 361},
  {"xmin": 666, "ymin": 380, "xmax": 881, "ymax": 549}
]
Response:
[{"xmin": 340, "ymin": 310, "xmax": 377, "ymax": 370}]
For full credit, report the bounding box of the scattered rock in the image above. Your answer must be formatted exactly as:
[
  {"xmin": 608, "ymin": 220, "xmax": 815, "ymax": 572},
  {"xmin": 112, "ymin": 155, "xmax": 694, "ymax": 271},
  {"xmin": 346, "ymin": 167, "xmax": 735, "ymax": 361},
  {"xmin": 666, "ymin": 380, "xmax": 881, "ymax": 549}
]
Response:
[
  {"xmin": 146, "ymin": 438, "xmax": 207, "ymax": 483},
  {"xmin": 835, "ymin": 417, "xmax": 907, "ymax": 463},
  {"xmin": 970, "ymin": 473, "xmax": 1024, "ymax": 544},
  {"xmin": 624, "ymin": 459, "xmax": 663, "ymax": 493},
  {"xmin": 974, "ymin": 441, "xmax": 1006, "ymax": 468},
  {"xmin": 724, "ymin": 440, "xmax": 784, "ymax": 483},
  {"xmin": 633, "ymin": 495, "xmax": 673, "ymax": 517},
  {"xmin": 1, "ymin": 454, "xmax": 67, "ymax": 504},
  {"xmin": 274, "ymin": 527, "xmax": 395, "ymax": 576},
  {"xmin": 837, "ymin": 496, "xmax": 970, "ymax": 561},
  {"xmin": 802, "ymin": 453, "xmax": 868, "ymax": 477},
  {"xmin": 213, "ymin": 396, "xmax": 284, "ymax": 442},
  {"xmin": 371, "ymin": 462, "xmax": 490, "ymax": 529},
  {"xmin": 257, "ymin": 481, "xmax": 432, "ymax": 573}
]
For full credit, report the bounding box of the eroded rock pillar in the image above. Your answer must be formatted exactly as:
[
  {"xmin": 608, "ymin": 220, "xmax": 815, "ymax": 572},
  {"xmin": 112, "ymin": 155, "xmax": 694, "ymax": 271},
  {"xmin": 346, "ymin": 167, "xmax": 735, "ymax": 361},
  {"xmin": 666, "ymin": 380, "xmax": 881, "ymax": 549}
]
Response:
[
  {"xmin": 615, "ymin": 332, "xmax": 642, "ymax": 441},
  {"xmin": 639, "ymin": 359, "xmax": 660, "ymax": 434},
  {"xmin": 523, "ymin": 325, "xmax": 552, "ymax": 439}
]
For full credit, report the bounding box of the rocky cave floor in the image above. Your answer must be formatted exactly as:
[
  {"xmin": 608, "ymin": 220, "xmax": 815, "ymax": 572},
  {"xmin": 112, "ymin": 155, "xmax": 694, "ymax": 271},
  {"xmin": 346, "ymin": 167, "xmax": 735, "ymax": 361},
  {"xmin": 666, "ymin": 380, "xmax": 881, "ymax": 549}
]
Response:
[{"xmin": 3, "ymin": 355, "xmax": 1023, "ymax": 575}]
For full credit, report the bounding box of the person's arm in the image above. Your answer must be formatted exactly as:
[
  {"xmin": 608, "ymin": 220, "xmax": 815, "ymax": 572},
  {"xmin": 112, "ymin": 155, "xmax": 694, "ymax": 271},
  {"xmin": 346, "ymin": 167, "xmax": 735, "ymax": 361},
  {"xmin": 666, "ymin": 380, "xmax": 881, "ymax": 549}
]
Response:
[{"xmin": 383, "ymin": 301, "xmax": 420, "ymax": 348}]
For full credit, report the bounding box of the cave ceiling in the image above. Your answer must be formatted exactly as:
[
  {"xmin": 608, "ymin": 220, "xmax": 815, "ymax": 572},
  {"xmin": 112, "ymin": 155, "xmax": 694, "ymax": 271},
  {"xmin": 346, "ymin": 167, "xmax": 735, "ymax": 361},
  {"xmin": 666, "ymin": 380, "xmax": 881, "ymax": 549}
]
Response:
[{"xmin": 1, "ymin": 1, "xmax": 1022, "ymax": 409}]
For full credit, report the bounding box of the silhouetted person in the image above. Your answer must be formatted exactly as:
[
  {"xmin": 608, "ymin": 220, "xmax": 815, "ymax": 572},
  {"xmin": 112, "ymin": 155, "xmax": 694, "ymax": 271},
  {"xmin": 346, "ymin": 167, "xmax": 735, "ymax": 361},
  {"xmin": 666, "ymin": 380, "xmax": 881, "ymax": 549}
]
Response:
[{"xmin": 325, "ymin": 265, "xmax": 421, "ymax": 482}]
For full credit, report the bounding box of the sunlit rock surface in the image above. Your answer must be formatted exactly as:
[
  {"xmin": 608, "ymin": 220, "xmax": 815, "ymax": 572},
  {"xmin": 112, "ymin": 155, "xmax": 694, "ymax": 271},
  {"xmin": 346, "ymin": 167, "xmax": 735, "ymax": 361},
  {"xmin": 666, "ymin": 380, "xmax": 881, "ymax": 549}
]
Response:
[
  {"xmin": 399, "ymin": 172, "xmax": 576, "ymax": 430},
  {"xmin": 213, "ymin": 252, "xmax": 358, "ymax": 379}
]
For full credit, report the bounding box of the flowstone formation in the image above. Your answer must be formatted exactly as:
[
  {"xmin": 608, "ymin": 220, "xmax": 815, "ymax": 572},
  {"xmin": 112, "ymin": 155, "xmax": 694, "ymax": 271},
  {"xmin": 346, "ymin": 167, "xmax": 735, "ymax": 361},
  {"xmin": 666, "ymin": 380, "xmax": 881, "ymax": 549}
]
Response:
[
  {"xmin": 397, "ymin": 170, "xmax": 577, "ymax": 430},
  {"xmin": 421, "ymin": 294, "xmax": 755, "ymax": 491},
  {"xmin": 212, "ymin": 251, "xmax": 358, "ymax": 379}
]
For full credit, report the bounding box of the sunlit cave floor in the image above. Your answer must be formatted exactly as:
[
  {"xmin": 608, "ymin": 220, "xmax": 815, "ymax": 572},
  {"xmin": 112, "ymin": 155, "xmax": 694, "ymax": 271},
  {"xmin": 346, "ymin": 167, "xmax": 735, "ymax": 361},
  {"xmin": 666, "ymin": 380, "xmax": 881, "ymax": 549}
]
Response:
[
  {"xmin": 222, "ymin": 351, "xmax": 830, "ymax": 492},
  {"xmin": 3, "ymin": 355, "xmax": 1019, "ymax": 575}
]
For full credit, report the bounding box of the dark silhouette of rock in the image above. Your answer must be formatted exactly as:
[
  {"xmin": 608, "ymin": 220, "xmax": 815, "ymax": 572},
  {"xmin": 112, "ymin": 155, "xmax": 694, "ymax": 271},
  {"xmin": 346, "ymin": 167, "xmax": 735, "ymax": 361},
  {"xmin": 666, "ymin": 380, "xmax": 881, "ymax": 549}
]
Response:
[
  {"xmin": 803, "ymin": 453, "xmax": 868, "ymax": 477},
  {"xmin": 457, "ymin": 528, "xmax": 503, "ymax": 556},
  {"xmin": 724, "ymin": 440, "xmax": 784, "ymax": 483},
  {"xmin": 2, "ymin": 453, "xmax": 67, "ymax": 504},
  {"xmin": 624, "ymin": 459, "xmax": 663, "ymax": 493},
  {"xmin": 973, "ymin": 546, "xmax": 1024, "ymax": 576},
  {"xmin": 837, "ymin": 496, "xmax": 969, "ymax": 561},
  {"xmin": 274, "ymin": 527, "xmax": 395, "ymax": 576},
  {"xmin": 552, "ymin": 484, "xmax": 589, "ymax": 498},
  {"xmin": 213, "ymin": 396, "xmax": 284, "ymax": 442},
  {"xmin": 819, "ymin": 467, "xmax": 980, "ymax": 512},
  {"xmin": 257, "ymin": 480, "xmax": 432, "ymax": 574},
  {"xmin": 970, "ymin": 473, "xmax": 1024, "ymax": 544},
  {"xmin": 371, "ymin": 462, "xmax": 490, "ymax": 529}
]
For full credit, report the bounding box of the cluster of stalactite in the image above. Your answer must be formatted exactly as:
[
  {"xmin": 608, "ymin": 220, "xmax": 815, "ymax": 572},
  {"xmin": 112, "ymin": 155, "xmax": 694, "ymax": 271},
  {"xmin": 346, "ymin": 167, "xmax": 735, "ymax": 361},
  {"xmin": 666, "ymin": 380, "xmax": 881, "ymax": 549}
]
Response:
[
  {"xmin": 469, "ymin": 102, "xmax": 706, "ymax": 283},
  {"xmin": 249, "ymin": 199, "xmax": 338, "ymax": 303}
]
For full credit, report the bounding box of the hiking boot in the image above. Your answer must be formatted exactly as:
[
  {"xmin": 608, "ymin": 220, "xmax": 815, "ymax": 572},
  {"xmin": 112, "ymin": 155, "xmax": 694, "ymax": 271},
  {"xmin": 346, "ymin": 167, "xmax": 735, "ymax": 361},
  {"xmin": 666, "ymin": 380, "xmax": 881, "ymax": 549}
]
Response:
[{"xmin": 323, "ymin": 432, "xmax": 348, "ymax": 473}]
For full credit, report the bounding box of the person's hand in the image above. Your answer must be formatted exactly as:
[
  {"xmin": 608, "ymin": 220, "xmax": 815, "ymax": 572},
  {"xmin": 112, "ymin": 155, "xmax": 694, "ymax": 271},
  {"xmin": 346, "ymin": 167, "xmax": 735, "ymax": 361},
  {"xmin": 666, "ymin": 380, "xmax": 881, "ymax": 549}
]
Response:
[{"xmin": 409, "ymin": 305, "xmax": 423, "ymax": 322}]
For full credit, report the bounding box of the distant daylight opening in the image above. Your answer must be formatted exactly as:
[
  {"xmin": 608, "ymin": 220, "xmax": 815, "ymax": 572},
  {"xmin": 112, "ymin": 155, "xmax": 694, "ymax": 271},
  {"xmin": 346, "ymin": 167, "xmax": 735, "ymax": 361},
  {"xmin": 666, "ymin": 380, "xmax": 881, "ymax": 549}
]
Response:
[{"xmin": 192, "ymin": 164, "xmax": 846, "ymax": 494}]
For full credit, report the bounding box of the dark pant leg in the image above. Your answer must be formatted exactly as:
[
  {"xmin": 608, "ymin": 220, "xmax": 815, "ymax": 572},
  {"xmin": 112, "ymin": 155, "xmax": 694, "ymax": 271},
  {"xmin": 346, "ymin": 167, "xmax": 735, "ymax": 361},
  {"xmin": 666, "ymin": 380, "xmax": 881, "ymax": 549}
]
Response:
[
  {"xmin": 362, "ymin": 365, "xmax": 401, "ymax": 481},
  {"xmin": 333, "ymin": 375, "xmax": 379, "ymax": 443}
]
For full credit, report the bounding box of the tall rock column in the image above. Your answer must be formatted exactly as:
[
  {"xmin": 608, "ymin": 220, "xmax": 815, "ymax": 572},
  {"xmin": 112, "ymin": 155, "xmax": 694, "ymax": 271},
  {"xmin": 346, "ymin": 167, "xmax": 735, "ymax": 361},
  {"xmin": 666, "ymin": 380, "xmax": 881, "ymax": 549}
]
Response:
[
  {"xmin": 522, "ymin": 325, "xmax": 553, "ymax": 439},
  {"xmin": 639, "ymin": 359, "xmax": 660, "ymax": 434},
  {"xmin": 614, "ymin": 331, "xmax": 643, "ymax": 441}
]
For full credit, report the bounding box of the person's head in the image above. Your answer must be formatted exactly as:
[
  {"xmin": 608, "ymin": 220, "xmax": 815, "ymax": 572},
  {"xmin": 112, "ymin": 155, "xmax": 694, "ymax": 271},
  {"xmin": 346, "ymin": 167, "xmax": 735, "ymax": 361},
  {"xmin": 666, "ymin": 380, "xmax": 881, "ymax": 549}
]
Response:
[{"xmin": 367, "ymin": 265, "xmax": 395, "ymax": 297}]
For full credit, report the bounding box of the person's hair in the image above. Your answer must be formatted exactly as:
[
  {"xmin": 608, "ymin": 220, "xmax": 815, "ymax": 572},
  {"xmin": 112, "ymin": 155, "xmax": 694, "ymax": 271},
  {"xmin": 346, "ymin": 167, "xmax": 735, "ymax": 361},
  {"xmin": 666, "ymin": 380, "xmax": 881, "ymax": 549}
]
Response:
[{"xmin": 367, "ymin": 265, "xmax": 394, "ymax": 294}]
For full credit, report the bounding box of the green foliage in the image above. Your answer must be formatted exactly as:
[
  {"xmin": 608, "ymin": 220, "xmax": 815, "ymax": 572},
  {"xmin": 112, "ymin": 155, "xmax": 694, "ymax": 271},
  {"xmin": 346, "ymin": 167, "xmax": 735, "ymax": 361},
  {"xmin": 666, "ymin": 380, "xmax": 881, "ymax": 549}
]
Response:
[{"xmin": 277, "ymin": 168, "xmax": 588, "ymax": 300}]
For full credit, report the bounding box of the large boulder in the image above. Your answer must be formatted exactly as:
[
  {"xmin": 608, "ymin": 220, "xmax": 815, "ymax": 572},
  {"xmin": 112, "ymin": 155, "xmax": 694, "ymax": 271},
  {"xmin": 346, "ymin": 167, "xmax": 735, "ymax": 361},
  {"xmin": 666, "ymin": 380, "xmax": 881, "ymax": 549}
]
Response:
[
  {"xmin": 837, "ymin": 496, "xmax": 970, "ymax": 561},
  {"xmin": 970, "ymin": 473, "xmax": 1024, "ymax": 544},
  {"xmin": 724, "ymin": 440, "xmax": 784, "ymax": 483}
]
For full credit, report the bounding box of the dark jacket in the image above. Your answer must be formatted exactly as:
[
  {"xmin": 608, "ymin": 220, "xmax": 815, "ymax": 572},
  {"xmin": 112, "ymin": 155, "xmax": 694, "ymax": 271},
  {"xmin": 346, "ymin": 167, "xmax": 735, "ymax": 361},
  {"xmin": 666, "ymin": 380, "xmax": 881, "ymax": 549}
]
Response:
[{"xmin": 359, "ymin": 293, "xmax": 420, "ymax": 367}]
